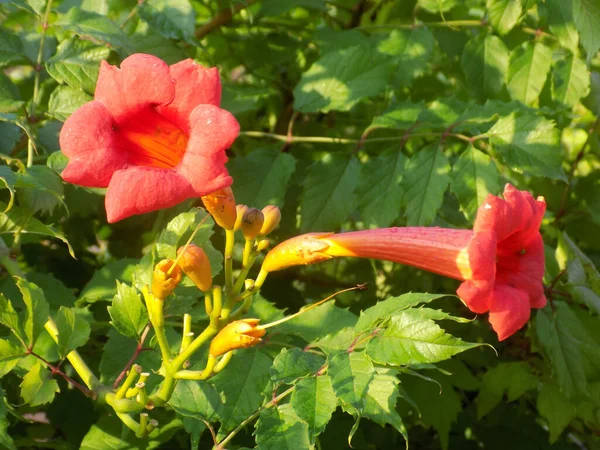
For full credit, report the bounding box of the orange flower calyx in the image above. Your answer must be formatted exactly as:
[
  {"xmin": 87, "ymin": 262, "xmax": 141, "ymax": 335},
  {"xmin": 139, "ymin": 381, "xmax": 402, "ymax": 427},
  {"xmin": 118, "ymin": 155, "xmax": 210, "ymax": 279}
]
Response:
[
  {"xmin": 176, "ymin": 244, "xmax": 212, "ymax": 292},
  {"xmin": 259, "ymin": 205, "xmax": 281, "ymax": 236},
  {"xmin": 240, "ymin": 208, "xmax": 264, "ymax": 240},
  {"xmin": 209, "ymin": 319, "xmax": 266, "ymax": 357},
  {"xmin": 152, "ymin": 259, "xmax": 183, "ymax": 299},
  {"xmin": 202, "ymin": 187, "xmax": 237, "ymax": 230}
]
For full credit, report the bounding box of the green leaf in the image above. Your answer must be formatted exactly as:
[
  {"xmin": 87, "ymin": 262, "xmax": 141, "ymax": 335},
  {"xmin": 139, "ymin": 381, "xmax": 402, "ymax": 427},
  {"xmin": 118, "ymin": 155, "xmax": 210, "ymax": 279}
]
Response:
[
  {"xmin": 78, "ymin": 259, "xmax": 137, "ymax": 303},
  {"xmin": 370, "ymin": 101, "xmax": 424, "ymax": 130},
  {"xmin": 487, "ymin": 112, "xmax": 566, "ymax": 180},
  {"xmin": 356, "ymin": 148, "xmax": 405, "ymax": 227},
  {"xmin": 259, "ymin": 0, "xmax": 326, "ymax": 16},
  {"xmin": 169, "ymin": 380, "xmax": 221, "ymax": 420},
  {"xmin": 537, "ymin": 383, "xmax": 577, "ymax": 443},
  {"xmin": 0, "ymin": 202, "xmax": 75, "ymax": 257},
  {"xmin": 417, "ymin": 0, "xmax": 459, "ymax": 13},
  {"xmin": 507, "ymin": 41, "xmax": 552, "ymax": 105},
  {"xmin": 0, "ymin": 338, "xmax": 24, "ymax": 377},
  {"xmin": 46, "ymin": 38, "xmax": 110, "ymax": 93},
  {"xmin": 0, "ymin": 29, "xmax": 28, "ymax": 68},
  {"xmin": 16, "ymin": 165, "xmax": 65, "ymax": 215},
  {"xmin": 312, "ymin": 327, "xmax": 358, "ymax": 355},
  {"xmin": 572, "ymin": 0, "xmax": 600, "ymax": 61},
  {"xmin": 299, "ymin": 154, "xmax": 360, "ymax": 232},
  {"xmin": 0, "ymin": 166, "xmax": 16, "ymax": 213},
  {"xmin": 271, "ymin": 348, "xmax": 325, "ymax": 385},
  {"xmin": 228, "ymin": 149, "xmax": 296, "ymax": 209},
  {"xmin": 537, "ymin": 301, "xmax": 600, "ymax": 400},
  {"xmin": 55, "ymin": 7, "xmax": 133, "ymax": 52},
  {"xmin": 0, "ymin": 386, "xmax": 16, "ymax": 450},
  {"xmin": 461, "ymin": 34, "xmax": 509, "ymax": 99},
  {"xmin": 138, "ymin": 0, "xmax": 196, "ymax": 41},
  {"xmin": 328, "ymin": 351, "xmax": 374, "ymax": 412},
  {"xmin": 48, "ymin": 85, "xmax": 93, "ymax": 121},
  {"xmin": 0, "ymin": 73, "xmax": 24, "ymax": 113},
  {"xmin": 0, "ymin": 294, "xmax": 22, "ymax": 340},
  {"xmin": 487, "ymin": 0, "xmax": 522, "ymax": 34},
  {"xmin": 551, "ymin": 53, "xmax": 590, "ymax": 107},
  {"xmin": 366, "ymin": 309, "xmax": 480, "ymax": 365},
  {"xmin": 450, "ymin": 145, "xmax": 501, "ymax": 221},
  {"xmin": 212, "ymin": 348, "xmax": 272, "ymax": 437},
  {"xmin": 402, "ymin": 142, "xmax": 451, "ymax": 226},
  {"xmin": 547, "ymin": 0, "xmax": 579, "ymax": 52},
  {"xmin": 293, "ymin": 44, "xmax": 394, "ymax": 113},
  {"xmin": 221, "ymin": 84, "xmax": 277, "ymax": 115},
  {"xmin": 20, "ymin": 360, "xmax": 59, "ymax": 406},
  {"xmin": 280, "ymin": 301, "xmax": 357, "ymax": 342},
  {"xmin": 255, "ymin": 403, "xmax": 311, "ymax": 450},
  {"xmin": 27, "ymin": 272, "xmax": 77, "ymax": 310},
  {"xmin": 108, "ymin": 282, "xmax": 148, "ymax": 339},
  {"xmin": 55, "ymin": 306, "xmax": 91, "ymax": 358},
  {"xmin": 291, "ymin": 375, "xmax": 337, "ymax": 442},
  {"xmin": 355, "ymin": 293, "xmax": 453, "ymax": 334},
  {"xmin": 16, "ymin": 278, "xmax": 49, "ymax": 348},
  {"xmin": 476, "ymin": 362, "xmax": 538, "ymax": 418}
]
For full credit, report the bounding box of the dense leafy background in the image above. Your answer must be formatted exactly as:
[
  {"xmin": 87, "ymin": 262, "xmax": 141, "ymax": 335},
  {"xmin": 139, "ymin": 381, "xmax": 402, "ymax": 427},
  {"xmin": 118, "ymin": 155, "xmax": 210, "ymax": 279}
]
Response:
[{"xmin": 1, "ymin": 0, "xmax": 600, "ymax": 449}]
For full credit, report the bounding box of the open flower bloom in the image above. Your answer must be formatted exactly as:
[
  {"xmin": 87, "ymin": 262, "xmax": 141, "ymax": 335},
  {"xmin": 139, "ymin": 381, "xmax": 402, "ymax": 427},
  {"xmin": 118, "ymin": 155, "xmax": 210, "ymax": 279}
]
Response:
[
  {"xmin": 209, "ymin": 319, "xmax": 266, "ymax": 357},
  {"xmin": 262, "ymin": 184, "xmax": 546, "ymax": 341},
  {"xmin": 60, "ymin": 54, "xmax": 239, "ymax": 222}
]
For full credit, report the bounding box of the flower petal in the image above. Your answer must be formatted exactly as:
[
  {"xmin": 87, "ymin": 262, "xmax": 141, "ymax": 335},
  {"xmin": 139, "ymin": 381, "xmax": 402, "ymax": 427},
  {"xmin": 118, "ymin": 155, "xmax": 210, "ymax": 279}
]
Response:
[
  {"xmin": 177, "ymin": 104, "xmax": 239, "ymax": 195},
  {"xmin": 105, "ymin": 167, "xmax": 195, "ymax": 223},
  {"xmin": 95, "ymin": 54, "xmax": 175, "ymax": 122},
  {"xmin": 488, "ymin": 285, "xmax": 531, "ymax": 341},
  {"xmin": 60, "ymin": 101, "xmax": 128, "ymax": 187},
  {"xmin": 157, "ymin": 59, "xmax": 221, "ymax": 131}
]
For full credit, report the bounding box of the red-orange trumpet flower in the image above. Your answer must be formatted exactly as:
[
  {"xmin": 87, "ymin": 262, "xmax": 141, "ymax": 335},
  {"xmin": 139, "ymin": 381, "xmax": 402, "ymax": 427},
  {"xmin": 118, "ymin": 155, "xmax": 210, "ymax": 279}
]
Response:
[{"xmin": 262, "ymin": 184, "xmax": 546, "ymax": 341}]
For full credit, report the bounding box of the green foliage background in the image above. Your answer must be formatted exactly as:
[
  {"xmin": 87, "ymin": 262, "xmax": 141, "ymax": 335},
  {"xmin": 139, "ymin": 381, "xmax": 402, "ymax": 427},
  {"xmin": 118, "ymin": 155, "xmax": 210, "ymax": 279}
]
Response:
[{"xmin": 1, "ymin": 0, "xmax": 600, "ymax": 448}]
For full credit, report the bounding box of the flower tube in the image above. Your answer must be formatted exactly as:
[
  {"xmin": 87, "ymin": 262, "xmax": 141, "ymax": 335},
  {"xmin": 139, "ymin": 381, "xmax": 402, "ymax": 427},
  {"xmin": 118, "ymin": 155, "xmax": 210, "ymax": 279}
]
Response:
[{"xmin": 262, "ymin": 184, "xmax": 546, "ymax": 340}]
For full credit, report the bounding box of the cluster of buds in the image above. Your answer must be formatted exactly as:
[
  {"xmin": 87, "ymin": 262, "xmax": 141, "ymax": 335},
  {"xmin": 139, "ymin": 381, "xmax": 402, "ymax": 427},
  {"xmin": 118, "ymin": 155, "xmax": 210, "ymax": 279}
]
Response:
[{"xmin": 234, "ymin": 204, "xmax": 281, "ymax": 239}]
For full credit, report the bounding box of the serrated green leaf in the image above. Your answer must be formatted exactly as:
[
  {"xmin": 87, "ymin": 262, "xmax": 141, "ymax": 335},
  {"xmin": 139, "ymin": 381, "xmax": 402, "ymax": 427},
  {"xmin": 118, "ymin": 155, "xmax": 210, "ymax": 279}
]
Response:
[
  {"xmin": 291, "ymin": 375, "xmax": 337, "ymax": 442},
  {"xmin": 55, "ymin": 7, "xmax": 133, "ymax": 52},
  {"xmin": 55, "ymin": 306, "xmax": 91, "ymax": 358},
  {"xmin": 78, "ymin": 259, "xmax": 137, "ymax": 303},
  {"xmin": 16, "ymin": 278, "xmax": 49, "ymax": 348},
  {"xmin": 0, "ymin": 338, "xmax": 24, "ymax": 377},
  {"xmin": 46, "ymin": 39, "xmax": 110, "ymax": 93},
  {"xmin": 169, "ymin": 380, "xmax": 221, "ymax": 420},
  {"xmin": 357, "ymin": 148, "xmax": 405, "ymax": 227},
  {"xmin": 507, "ymin": 41, "xmax": 552, "ymax": 105},
  {"xmin": 418, "ymin": 96, "xmax": 466, "ymax": 127},
  {"xmin": 26, "ymin": 272, "xmax": 77, "ymax": 310},
  {"xmin": 293, "ymin": 44, "xmax": 394, "ymax": 113},
  {"xmin": 300, "ymin": 154, "xmax": 360, "ymax": 232},
  {"xmin": 487, "ymin": 0, "xmax": 522, "ymax": 34},
  {"xmin": 461, "ymin": 34, "xmax": 509, "ymax": 99},
  {"xmin": 0, "ymin": 294, "xmax": 23, "ymax": 341},
  {"xmin": 370, "ymin": 101, "xmax": 424, "ymax": 130},
  {"xmin": 312, "ymin": 327, "xmax": 357, "ymax": 355},
  {"xmin": 0, "ymin": 73, "xmax": 24, "ymax": 113},
  {"xmin": 572, "ymin": 0, "xmax": 600, "ymax": 62},
  {"xmin": 212, "ymin": 348, "xmax": 272, "ymax": 437},
  {"xmin": 255, "ymin": 403, "xmax": 311, "ymax": 450},
  {"xmin": 328, "ymin": 351, "xmax": 374, "ymax": 412},
  {"xmin": 107, "ymin": 282, "xmax": 148, "ymax": 339},
  {"xmin": 366, "ymin": 309, "xmax": 479, "ymax": 365},
  {"xmin": 20, "ymin": 360, "xmax": 59, "ymax": 406},
  {"xmin": 402, "ymin": 142, "xmax": 451, "ymax": 226},
  {"xmin": 417, "ymin": 0, "xmax": 459, "ymax": 13},
  {"xmin": 487, "ymin": 112, "xmax": 566, "ymax": 180},
  {"xmin": 280, "ymin": 301, "xmax": 357, "ymax": 342},
  {"xmin": 138, "ymin": 0, "xmax": 196, "ymax": 41},
  {"xmin": 547, "ymin": 0, "xmax": 580, "ymax": 52},
  {"xmin": 271, "ymin": 348, "xmax": 325, "ymax": 385},
  {"xmin": 537, "ymin": 383, "xmax": 577, "ymax": 443},
  {"xmin": 355, "ymin": 293, "xmax": 451, "ymax": 334},
  {"xmin": 16, "ymin": 165, "xmax": 65, "ymax": 215},
  {"xmin": 228, "ymin": 149, "xmax": 296, "ymax": 209},
  {"xmin": 476, "ymin": 362, "xmax": 538, "ymax": 418},
  {"xmin": 450, "ymin": 145, "xmax": 501, "ymax": 221},
  {"xmin": 259, "ymin": 0, "xmax": 326, "ymax": 16},
  {"xmin": 0, "ymin": 386, "xmax": 16, "ymax": 450},
  {"xmin": 48, "ymin": 85, "xmax": 92, "ymax": 121},
  {"xmin": 552, "ymin": 53, "xmax": 590, "ymax": 107},
  {"xmin": 0, "ymin": 29, "xmax": 28, "ymax": 68}
]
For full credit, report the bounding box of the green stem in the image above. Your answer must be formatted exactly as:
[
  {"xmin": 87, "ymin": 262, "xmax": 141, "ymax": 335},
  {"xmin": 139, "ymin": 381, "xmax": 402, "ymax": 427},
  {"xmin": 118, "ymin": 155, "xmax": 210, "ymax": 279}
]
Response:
[
  {"xmin": 143, "ymin": 288, "xmax": 172, "ymax": 364},
  {"xmin": 116, "ymin": 412, "xmax": 140, "ymax": 434},
  {"xmin": 115, "ymin": 364, "xmax": 140, "ymax": 399},
  {"xmin": 173, "ymin": 354, "xmax": 217, "ymax": 380},
  {"xmin": 172, "ymin": 325, "xmax": 218, "ymax": 369},
  {"xmin": 224, "ymin": 229, "xmax": 235, "ymax": 295}
]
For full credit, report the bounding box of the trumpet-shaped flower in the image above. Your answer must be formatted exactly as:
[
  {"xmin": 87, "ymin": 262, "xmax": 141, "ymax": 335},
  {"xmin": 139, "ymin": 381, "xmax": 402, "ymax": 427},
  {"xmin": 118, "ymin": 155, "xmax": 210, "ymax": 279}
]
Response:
[
  {"xmin": 60, "ymin": 54, "xmax": 239, "ymax": 223},
  {"xmin": 209, "ymin": 319, "xmax": 266, "ymax": 357},
  {"xmin": 262, "ymin": 184, "xmax": 546, "ymax": 340}
]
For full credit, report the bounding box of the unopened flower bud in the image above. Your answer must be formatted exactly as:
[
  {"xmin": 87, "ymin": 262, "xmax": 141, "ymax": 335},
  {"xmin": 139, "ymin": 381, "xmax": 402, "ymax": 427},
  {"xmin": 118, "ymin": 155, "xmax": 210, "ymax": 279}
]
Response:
[
  {"xmin": 209, "ymin": 319, "xmax": 266, "ymax": 357},
  {"xmin": 234, "ymin": 204, "xmax": 249, "ymax": 231},
  {"xmin": 256, "ymin": 239, "xmax": 270, "ymax": 253},
  {"xmin": 262, "ymin": 233, "xmax": 335, "ymax": 272},
  {"xmin": 240, "ymin": 208, "xmax": 264, "ymax": 240},
  {"xmin": 177, "ymin": 244, "xmax": 212, "ymax": 292},
  {"xmin": 152, "ymin": 259, "xmax": 182, "ymax": 299},
  {"xmin": 260, "ymin": 205, "xmax": 281, "ymax": 236},
  {"xmin": 201, "ymin": 187, "xmax": 237, "ymax": 230}
]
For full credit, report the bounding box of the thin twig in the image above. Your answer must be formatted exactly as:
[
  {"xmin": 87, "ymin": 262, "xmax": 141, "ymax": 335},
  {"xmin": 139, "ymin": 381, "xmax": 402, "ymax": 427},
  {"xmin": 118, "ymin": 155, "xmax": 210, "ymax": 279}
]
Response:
[
  {"xmin": 29, "ymin": 351, "xmax": 94, "ymax": 397},
  {"xmin": 112, "ymin": 325, "xmax": 151, "ymax": 389}
]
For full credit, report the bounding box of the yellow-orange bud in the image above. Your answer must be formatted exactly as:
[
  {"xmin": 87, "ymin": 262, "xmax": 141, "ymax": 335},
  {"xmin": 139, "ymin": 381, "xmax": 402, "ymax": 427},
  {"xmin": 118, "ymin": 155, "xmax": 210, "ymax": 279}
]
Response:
[
  {"xmin": 261, "ymin": 233, "xmax": 335, "ymax": 272},
  {"xmin": 234, "ymin": 204, "xmax": 249, "ymax": 231},
  {"xmin": 209, "ymin": 319, "xmax": 266, "ymax": 357},
  {"xmin": 201, "ymin": 187, "xmax": 237, "ymax": 230},
  {"xmin": 240, "ymin": 208, "xmax": 264, "ymax": 240},
  {"xmin": 176, "ymin": 244, "xmax": 212, "ymax": 292},
  {"xmin": 152, "ymin": 259, "xmax": 182, "ymax": 299},
  {"xmin": 259, "ymin": 205, "xmax": 281, "ymax": 236}
]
